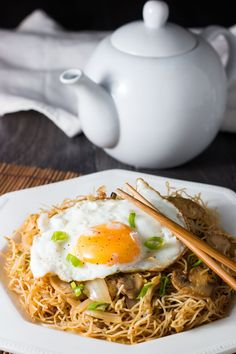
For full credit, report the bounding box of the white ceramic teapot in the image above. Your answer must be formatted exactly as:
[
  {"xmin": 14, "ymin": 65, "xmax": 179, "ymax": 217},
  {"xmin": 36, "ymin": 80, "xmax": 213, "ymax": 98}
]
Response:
[{"xmin": 61, "ymin": 0, "xmax": 236, "ymax": 168}]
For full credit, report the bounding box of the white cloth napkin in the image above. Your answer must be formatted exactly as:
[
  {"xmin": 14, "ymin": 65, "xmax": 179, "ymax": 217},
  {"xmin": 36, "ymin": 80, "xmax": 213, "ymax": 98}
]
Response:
[
  {"xmin": 0, "ymin": 10, "xmax": 236, "ymax": 137},
  {"xmin": 0, "ymin": 10, "xmax": 107, "ymax": 136}
]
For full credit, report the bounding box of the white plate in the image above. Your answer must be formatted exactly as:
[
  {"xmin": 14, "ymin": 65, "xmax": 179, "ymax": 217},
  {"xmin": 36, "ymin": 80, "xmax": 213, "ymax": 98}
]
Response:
[{"xmin": 0, "ymin": 169, "xmax": 236, "ymax": 354}]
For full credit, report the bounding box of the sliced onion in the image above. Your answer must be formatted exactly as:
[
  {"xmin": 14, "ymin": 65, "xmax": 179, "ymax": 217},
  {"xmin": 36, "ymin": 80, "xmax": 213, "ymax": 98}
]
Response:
[
  {"xmin": 85, "ymin": 310, "xmax": 121, "ymax": 323},
  {"xmin": 85, "ymin": 278, "xmax": 112, "ymax": 304},
  {"xmin": 75, "ymin": 298, "xmax": 93, "ymax": 313},
  {"xmin": 49, "ymin": 276, "xmax": 74, "ymax": 296},
  {"xmin": 67, "ymin": 297, "xmax": 81, "ymax": 307}
]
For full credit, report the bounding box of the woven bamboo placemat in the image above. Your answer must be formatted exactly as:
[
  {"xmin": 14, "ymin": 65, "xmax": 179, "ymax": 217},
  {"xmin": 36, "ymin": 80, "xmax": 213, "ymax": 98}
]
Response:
[
  {"xmin": 0, "ymin": 162, "xmax": 79, "ymax": 354},
  {"xmin": 0, "ymin": 162, "xmax": 79, "ymax": 195}
]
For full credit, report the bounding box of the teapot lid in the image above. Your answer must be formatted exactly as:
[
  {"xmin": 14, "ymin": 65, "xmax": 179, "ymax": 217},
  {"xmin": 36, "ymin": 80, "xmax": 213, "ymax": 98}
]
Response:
[{"xmin": 111, "ymin": 1, "xmax": 197, "ymax": 58}]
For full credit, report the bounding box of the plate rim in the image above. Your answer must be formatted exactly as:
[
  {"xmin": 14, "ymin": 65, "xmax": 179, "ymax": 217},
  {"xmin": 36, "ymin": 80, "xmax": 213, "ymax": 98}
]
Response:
[{"xmin": 1, "ymin": 168, "xmax": 236, "ymax": 201}]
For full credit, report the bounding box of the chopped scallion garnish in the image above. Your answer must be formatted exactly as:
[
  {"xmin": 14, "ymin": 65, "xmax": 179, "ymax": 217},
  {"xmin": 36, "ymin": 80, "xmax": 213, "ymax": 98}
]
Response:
[
  {"xmin": 70, "ymin": 281, "xmax": 77, "ymax": 290},
  {"xmin": 187, "ymin": 253, "xmax": 203, "ymax": 267},
  {"xmin": 87, "ymin": 302, "xmax": 108, "ymax": 311},
  {"xmin": 70, "ymin": 281, "xmax": 84, "ymax": 297},
  {"xmin": 51, "ymin": 231, "xmax": 69, "ymax": 243},
  {"xmin": 192, "ymin": 259, "xmax": 203, "ymax": 267},
  {"xmin": 128, "ymin": 212, "xmax": 136, "ymax": 228},
  {"xmin": 137, "ymin": 282, "xmax": 152, "ymax": 299},
  {"xmin": 159, "ymin": 275, "xmax": 169, "ymax": 297},
  {"xmin": 144, "ymin": 236, "xmax": 164, "ymax": 250},
  {"xmin": 66, "ymin": 253, "xmax": 84, "ymax": 267}
]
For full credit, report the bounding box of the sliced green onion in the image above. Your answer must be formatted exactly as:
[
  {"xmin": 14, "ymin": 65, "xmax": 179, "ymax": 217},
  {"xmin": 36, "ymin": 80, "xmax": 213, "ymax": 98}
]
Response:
[
  {"xmin": 66, "ymin": 253, "xmax": 84, "ymax": 267},
  {"xmin": 144, "ymin": 236, "xmax": 164, "ymax": 250},
  {"xmin": 192, "ymin": 259, "xmax": 203, "ymax": 267},
  {"xmin": 187, "ymin": 253, "xmax": 202, "ymax": 267},
  {"xmin": 70, "ymin": 281, "xmax": 84, "ymax": 297},
  {"xmin": 70, "ymin": 281, "xmax": 77, "ymax": 290},
  {"xmin": 75, "ymin": 286, "xmax": 84, "ymax": 297},
  {"xmin": 51, "ymin": 231, "xmax": 69, "ymax": 243},
  {"xmin": 137, "ymin": 282, "xmax": 152, "ymax": 299},
  {"xmin": 128, "ymin": 212, "xmax": 136, "ymax": 228},
  {"xmin": 187, "ymin": 253, "xmax": 195, "ymax": 264},
  {"xmin": 159, "ymin": 276, "xmax": 169, "ymax": 297},
  {"xmin": 87, "ymin": 302, "xmax": 108, "ymax": 311}
]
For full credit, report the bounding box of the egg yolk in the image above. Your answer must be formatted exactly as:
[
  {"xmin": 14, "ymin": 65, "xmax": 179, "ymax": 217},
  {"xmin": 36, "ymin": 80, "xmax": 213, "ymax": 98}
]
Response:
[{"xmin": 75, "ymin": 222, "xmax": 140, "ymax": 265}]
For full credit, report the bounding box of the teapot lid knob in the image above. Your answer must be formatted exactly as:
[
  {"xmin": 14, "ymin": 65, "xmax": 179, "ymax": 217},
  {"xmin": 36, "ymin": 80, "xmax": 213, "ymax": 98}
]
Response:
[
  {"xmin": 111, "ymin": 0, "xmax": 197, "ymax": 57},
  {"xmin": 143, "ymin": 1, "xmax": 169, "ymax": 29}
]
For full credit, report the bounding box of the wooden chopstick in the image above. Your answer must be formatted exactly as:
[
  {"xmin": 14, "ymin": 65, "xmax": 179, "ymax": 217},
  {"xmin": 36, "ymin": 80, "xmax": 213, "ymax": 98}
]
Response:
[
  {"xmin": 116, "ymin": 187, "xmax": 236, "ymax": 292},
  {"xmin": 124, "ymin": 183, "xmax": 236, "ymax": 273}
]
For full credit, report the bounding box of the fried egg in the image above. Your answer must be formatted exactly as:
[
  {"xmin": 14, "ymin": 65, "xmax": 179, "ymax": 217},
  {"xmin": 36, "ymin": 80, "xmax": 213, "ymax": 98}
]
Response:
[{"xmin": 30, "ymin": 179, "xmax": 186, "ymax": 281}]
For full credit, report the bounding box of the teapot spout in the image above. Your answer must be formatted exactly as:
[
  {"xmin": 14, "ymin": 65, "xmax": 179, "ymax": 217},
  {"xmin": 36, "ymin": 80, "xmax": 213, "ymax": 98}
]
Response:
[{"xmin": 60, "ymin": 69, "xmax": 119, "ymax": 148}]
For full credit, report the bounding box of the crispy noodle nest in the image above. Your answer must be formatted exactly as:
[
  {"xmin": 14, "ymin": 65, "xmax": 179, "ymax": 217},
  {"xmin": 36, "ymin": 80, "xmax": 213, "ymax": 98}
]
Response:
[{"xmin": 3, "ymin": 183, "xmax": 235, "ymax": 344}]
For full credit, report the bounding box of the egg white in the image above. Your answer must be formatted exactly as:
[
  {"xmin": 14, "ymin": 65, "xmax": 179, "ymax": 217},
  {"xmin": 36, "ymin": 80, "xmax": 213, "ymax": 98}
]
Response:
[{"xmin": 30, "ymin": 180, "xmax": 186, "ymax": 282}]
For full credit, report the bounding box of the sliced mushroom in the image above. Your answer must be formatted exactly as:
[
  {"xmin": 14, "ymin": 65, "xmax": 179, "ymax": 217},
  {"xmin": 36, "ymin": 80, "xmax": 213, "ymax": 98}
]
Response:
[
  {"xmin": 125, "ymin": 297, "xmax": 137, "ymax": 309},
  {"xmin": 117, "ymin": 274, "xmax": 144, "ymax": 299},
  {"xmin": 106, "ymin": 274, "xmax": 144, "ymax": 303},
  {"xmin": 143, "ymin": 275, "xmax": 161, "ymax": 306},
  {"xmin": 116, "ymin": 274, "xmax": 144, "ymax": 299},
  {"xmin": 206, "ymin": 231, "xmax": 236, "ymax": 276},
  {"xmin": 172, "ymin": 268, "xmax": 216, "ymax": 298},
  {"xmin": 167, "ymin": 196, "xmax": 206, "ymax": 221},
  {"xmin": 206, "ymin": 231, "xmax": 231, "ymax": 255},
  {"xmin": 106, "ymin": 277, "xmax": 119, "ymax": 300},
  {"xmin": 188, "ymin": 268, "xmax": 216, "ymax": 296}
]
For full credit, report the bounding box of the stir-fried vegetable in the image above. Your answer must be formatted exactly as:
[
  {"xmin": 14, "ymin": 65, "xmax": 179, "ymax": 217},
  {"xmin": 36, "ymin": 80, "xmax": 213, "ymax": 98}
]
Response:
[
  {"xmin": 51, "ymin": 231, "xmax": 69, "ymax": 242},
  {"xmin": 192, "ymin": 259, "xmax": 203, "ymax": 267},
  {"xmin": 85, "ymin": 278, "xmax": 112, "ymax": 303},
  {"xmin": 128, "ymin": 212, "xmax": 136, "ymax": 228},
  {"xmin": 187, "ymin": 253, "xmax": 203, "ymax": 267},
  {"xmin": 75, "ymin": 298, "xmax": 93, "ymax": 313},
  {"xmin": 144, "ymin": 236, "xmax": 164, "ymax": 250},
  {"xmin": 66, "ymin": 253, "xmax": 84, "ymax": 267},
  {"xmin": 85, "ymin": 310, "xmax": 121, "ymax": 323},
  {"xmin": 87, "ymin": 302, "xmax": 108, "ymax": 311},
  {"xmin": 137, "ymin": 282, "xmax": 152, "ymax": 299},
  {"xmin": 159, "ymin": 275, "xmax": 169, "ymax": 296},
  {"xmin": 50, "ymin": 276, "xmax": 75, "ymax": 295},
  {"xmin": 70, "ymin": 281, "xmax": 84, "ymax": 297}
]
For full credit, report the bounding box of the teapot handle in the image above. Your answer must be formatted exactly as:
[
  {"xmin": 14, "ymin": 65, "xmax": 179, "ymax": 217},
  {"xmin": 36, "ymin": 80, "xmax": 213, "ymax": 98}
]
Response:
[{"xmin": 201, "ymin": 26, "xmax": 236, "ymax": 87}]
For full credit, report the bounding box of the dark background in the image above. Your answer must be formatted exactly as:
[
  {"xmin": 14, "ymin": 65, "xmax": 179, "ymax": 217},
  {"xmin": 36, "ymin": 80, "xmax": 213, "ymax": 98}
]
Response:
[{"xmin": 0, "ymin": 0, "xmax": 235, "ymax": 30}]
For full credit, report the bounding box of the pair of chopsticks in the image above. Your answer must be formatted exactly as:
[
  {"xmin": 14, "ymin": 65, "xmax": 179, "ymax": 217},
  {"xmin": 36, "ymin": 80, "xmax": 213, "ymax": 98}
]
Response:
[{"xmin": 116, "ymin": 183, "xmax": 236, "ymax": 292}]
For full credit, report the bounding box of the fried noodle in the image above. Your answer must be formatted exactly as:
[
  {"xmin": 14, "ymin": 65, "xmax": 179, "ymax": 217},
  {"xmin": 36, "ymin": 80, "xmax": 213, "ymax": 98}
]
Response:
[{"xmin": 4, "ymin": 187, "xmax": 234, "ymax": 344}]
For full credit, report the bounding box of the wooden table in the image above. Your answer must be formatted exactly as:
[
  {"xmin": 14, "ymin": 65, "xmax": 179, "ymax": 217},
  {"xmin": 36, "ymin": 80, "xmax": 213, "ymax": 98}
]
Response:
[{"xmin": 0, "ymin": 110, "xmax": 236, "ymax": 192}]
